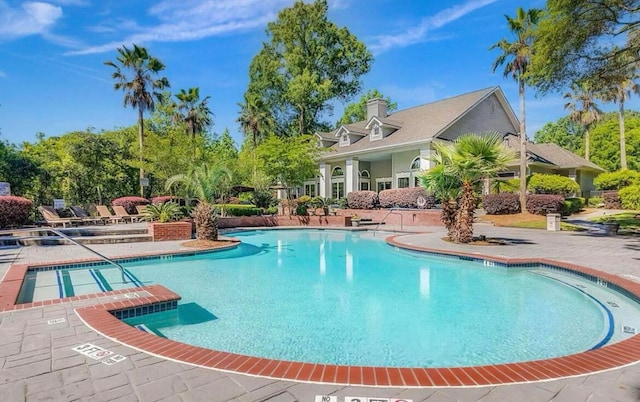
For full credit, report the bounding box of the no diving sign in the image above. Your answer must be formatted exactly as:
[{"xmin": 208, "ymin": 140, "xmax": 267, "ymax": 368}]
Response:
[
  {"xmin": 72, "ymin": 343, "xmax": 127, "ymax": 365},
  {"xmin": 316, "ymin": 397, "xmax": 412, "ymax": 402}
]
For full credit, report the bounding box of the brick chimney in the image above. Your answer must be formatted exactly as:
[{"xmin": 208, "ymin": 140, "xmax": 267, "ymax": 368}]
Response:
[{"xmin": 366, "ymin": 98, "xmax": 388, "ymax": 121}]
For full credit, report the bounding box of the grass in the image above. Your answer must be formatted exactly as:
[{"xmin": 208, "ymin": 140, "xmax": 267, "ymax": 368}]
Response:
[
  {"xmin": 589, "ymin": 212, "xmax": 640, "ymax": 232},
  {"xmin": 480, "ymin": 210, "xmax": 640, "ymax": 233}
]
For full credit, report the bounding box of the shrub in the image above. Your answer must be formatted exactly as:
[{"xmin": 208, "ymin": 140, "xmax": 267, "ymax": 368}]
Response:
[
  {"xmin": 603, "ymin": 191, "xmax": 621, "ymax": 209},
  {"xmin": 482, "ymin": 193, "xmax": 520, "ymax": 215},
  {"xmin": 619, "ymin": 185, "xmax": 640, "ymax": 210},
  {"xmin": 562, "ymin": 197, "xmax": 585, "ymax": 216},
  {"xmin": 594, "ymin": 170, "xmax": 640, "ymax": 190},
  {"xmin": 151, "ymin": 195, "xmax": 185, "ymax": 205},
  {"xmin": 0, "ymin": 196, "xmax": 33, "ymax": 228},
  {"xmin": 112, "ymin": 196, "xmax": 149, "ymax": 214},
  {"xmin": 527, "ymin": 174, "xmax": 580, "ymax": 197},
  {"xmin": 265, "ymin": 206, "xmax": 279, "ymax": 215},
  {"xmin": 378, "ymin": 187, "xmax": 435, "ymax": 209},
  {"xmin": 347, "ymin": 191, "xmax": 378, "ymax": 209},
  {"xmin": 526, "ymin": 194, "xmax": 565, "ymax": 215},
  {"xmin": 215, "ymin": 204, "xmax": 263, "ymax": 216},
  {"xmin": 143, "ymin": 201, "xmax": 183, "ymax": 223},
  {"xmin": 587, "ymin": 197, "xmax": 603, "ymax": 207},
  {"xmin": 250, "ymin": 189, "xmax": 276, "ymax": 209}
]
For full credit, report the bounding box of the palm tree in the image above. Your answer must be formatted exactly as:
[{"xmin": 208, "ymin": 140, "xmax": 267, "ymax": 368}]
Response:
[
  {"xmin": 174, "ymin": 87, "xmax": 213, "ymax": 160},
  {"xmin": 444, "ymin": 133, "xmax": 515, "ymax": 244},
  {"xmin": 598, "ymin": 70, "xmax": 639, "ymax": 170},
  {"xmin": 165, "ymin": 164, "xmax": 233, "ymax": 240},
  {"xmin": 490, "ymin": 7, "xmax": 542, "ymax": 214},
  {"xmin": 105, "ymin": 44, "xmax": 170, "ymax": 196},
  {"xmin": 420, "ymin": 145, "xmax": 461, "ymax": 239},
  {"xmin": 563, "ymin": 81, "xmax": 603, "ymax": 161},
  {"xmin": 237, "ymin": 93, "xmax": 274, "ymax": 148}
]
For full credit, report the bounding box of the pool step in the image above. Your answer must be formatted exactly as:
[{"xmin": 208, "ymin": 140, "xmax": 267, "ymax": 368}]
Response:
[{"xmin": 0, "ymin": 233, "xmax": 153, "ymax": 246}]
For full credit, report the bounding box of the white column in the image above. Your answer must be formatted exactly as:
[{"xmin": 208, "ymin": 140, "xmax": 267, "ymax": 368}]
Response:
[
  {"xmin": 345, "ymin": 158, "xmax": 359, "ymax": 194},
  {"xmin": 319, "ymin": 162, "xmax": 331, "ymax": 198}
]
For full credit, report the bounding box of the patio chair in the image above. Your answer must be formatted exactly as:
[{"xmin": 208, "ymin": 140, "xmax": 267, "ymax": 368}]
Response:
[
  {"xmin": 38, "ymin": 206, "xmax": 83, "ymax": 228},
  {"xmin": 112, "ymin": 205, "xmax": 141, "ymax": 223},
  {"xmin": 96, "ymin": 205, "xmax": 124, "ymax": 224},
  {"xmin": 69, "ymin": 206, "xmax": 106, "ymax": 225},
  {"xmin": 136, "ymin": 205, "xmax": 149, "ymax": 215}
]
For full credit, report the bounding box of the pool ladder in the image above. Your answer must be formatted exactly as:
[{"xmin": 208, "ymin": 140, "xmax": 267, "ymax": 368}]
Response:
[
  {"xmin": 45, "ymin": 228, "xmax": 127, "ymax": 284},
  {"xmin": 373, "ymin": 208, "xmax": 404, "ymax": 236}
]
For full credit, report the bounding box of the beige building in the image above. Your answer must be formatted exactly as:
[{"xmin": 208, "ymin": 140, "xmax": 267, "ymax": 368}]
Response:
[{"xmin": 301, "ymin": 86, "xmax": 602, "ymax": 199}]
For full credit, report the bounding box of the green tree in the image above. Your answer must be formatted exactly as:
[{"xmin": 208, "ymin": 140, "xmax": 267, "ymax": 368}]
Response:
[
  {"xmin": 105, "ymin": 44, "xmax": 170, "ymax": 196},
  {"xmin": 0, "ymin": 140, "xmax": 40, "ymax": 198},
  {"xmin": 597, "ymin": 68, "xmax": 640, "ymax": 170},
  {"xmin": 208, "ymin": 129, "xmax": 238, "ymax": 166},
  {"xmin": 256, "ymin": 134, "xmax": 321, "ymax": 200},
  {"xmin": 533, "ymin": 116, "xmax": 585, "ymax": 155},
  {"xmin": 337, "ymin": 89, "xmax": 398, "ymax": 125},
  {"xmin": 563, "ymin": 81, "xmax": 603, "ymax": 161},
  {"xmin": 420, "ymin": 150, "xmax": 461, "ymax": 238},
  {"xmin": 590, "ymin": 111, "xmax": 640, "ymax": 171},
  {"xmin": 529, "ymin": 0, "xmax": 640, "ymax": 93},
  {"xmin": 174, "ymin": 87, "xmax": 213, "ymax": 160},
  {"xmin": 237, "ymin": 93, "xmax": 274, "ymax": 148},
  {"xmin": 245, "ymin": 0, "xmax": 372, "ymax": 136},
  {"xmin": 490, "ymin": 7, "xmax": 542, "ymax": 213}
]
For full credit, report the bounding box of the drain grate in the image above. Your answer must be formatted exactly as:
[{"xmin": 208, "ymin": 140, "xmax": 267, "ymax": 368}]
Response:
[
  {"xmin": 606, "ymin": 301, "xmax": 620, "ymax": 307},
  {"xmin": 623, "ymin": 326, "xmax": 637, "ymax": 334}
]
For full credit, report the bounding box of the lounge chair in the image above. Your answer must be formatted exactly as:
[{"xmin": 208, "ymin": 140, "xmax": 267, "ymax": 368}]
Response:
[
  {"xmin": 38, "ymin": 206, "xmax": 83, "ymax": 228},
  {"xmin": 96, "ymin": 205, "xmax": 124, "ymax": 224},
  {"xmin": 136, "ymin": 205, "xmax": 149, "ymax": 215},
  {"xmin": 69, "ymin": 206, "xmax": 106, "ymax": 225},
  {"xmin": 112, "ymin": 205, "xmax": 141, "ymax": 223}
]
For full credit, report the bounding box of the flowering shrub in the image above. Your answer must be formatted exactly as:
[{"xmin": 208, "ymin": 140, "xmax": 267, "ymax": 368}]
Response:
[
  {"xmin": 619, "ymin": 185, "xmax": 640, "ymax": 210},
  {"xmin": 482, "ymin": 193, "xmax": 520, "ymax": 215},
  {"xmin": 0, "ymin": 196, "xmax": 33, "ymax": 228},
  {"xmin": 603, "ymin": 191, "xmax": 621, "ymax": 209},
  {"xmin": 111, "ymin": 196, "xmax": 149, "ymax": 214},
  {"xmin": 378, "ymin": 187, "xmax": 435, "ymax": 209},
  {"xmin": 347, "ymin": 191, "xmax": 378, "ymax": 209},
  {"xmin": 526, "ymin": 194, "xmax": 565, "ymax": 215},
  {"xmin": 151, "ymin": 196, "xmax": 174, "ymax": 205}
]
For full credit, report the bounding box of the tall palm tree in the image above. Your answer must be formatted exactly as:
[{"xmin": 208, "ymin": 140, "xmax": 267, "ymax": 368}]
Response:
[
  {"xmin": 420, "ymin": 145, "xmax": 461, "ymax": 239},
  {"xmin": 598, "ymin": 70, "xmax": 640, "ymax": 170},
  {"xmin": 165, "ymin": 164, "xmax": 233, "ymax": 240},
  {"xmin": 446, "ymin": 133, "xmax": 515, "ymax": 243},
  {"xmin": 563, "ymin": 81, "xmax": 603, "ymax": 161},
  {"xmin": 174, "ymin": 87, "xmax": 213, "ymax": 160},
  {"xmin": 105, "ymin": 44, "xmax": 169, "ymax": 196},
  {"xmin": 490, "ymin": 7, "xmax": 542, "ymax": 214},
  {"xmin": 237, "ymin": 93, "xmax": 274, "ymax": 148}
]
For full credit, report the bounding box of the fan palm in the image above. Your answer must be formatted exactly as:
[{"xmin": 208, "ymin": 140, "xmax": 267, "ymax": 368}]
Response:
[
  {"xmin": 165, "ymin": 164, "xmax": 233, "ymax": 240},
  {"xmin": 563, "ymin": 81, "xmax": 603, "ymax": 161},
  {"xmin": 237, "ymin": 93, "xmax": 274, "ymax": 148},
  {"xmin": 490, "ymin": 7, "xmax": 542, "ymax": 214},
  {"xmin": 446, "ymin": 133, "xmax": 515, "ymax": 243},
  {"xmin": 174, "ymin": 87, "xmax": 213, "ymax": 160},
  {"xmin": 105, "ymin": 44, "xmax": 169, "ymax": 196}
]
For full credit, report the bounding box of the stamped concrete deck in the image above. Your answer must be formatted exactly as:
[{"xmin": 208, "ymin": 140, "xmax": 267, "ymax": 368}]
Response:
[{"xmin": 1, "ymin": 223, "xmax": 639, "ymax": 401}]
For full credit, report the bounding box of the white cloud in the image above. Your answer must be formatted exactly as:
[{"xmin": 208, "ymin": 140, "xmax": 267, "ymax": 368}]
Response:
[
  {"xmin": 0, "ymin": 70, "xmax": 6, "ymax": 78},
  {"xmin": 0, "ymin": 1, "xmax": 63, "ymax": 40},
  {"xmin": 47, "ymin": 0, "xmax": 87, "ymax": 5},
  {"xmin": 69, "ymin": 0, "xmax": 292, "ymax": 55},
  {"xmin": 369, "ymin": 0, "xmax": 498, "ymax": 54}
]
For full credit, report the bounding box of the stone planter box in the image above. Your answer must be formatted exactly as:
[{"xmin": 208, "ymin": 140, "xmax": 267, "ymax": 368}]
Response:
[{"xmin": 147, "ymin": 221, "xmax": 192, "ymax": 241}]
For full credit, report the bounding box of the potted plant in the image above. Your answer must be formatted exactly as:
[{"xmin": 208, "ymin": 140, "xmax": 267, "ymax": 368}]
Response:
[{"xmin": 351, "ymin": 214, "xmax": 361, "ymax": 227}]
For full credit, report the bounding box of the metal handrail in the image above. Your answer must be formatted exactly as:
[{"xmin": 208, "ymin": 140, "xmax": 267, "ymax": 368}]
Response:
[
  {"xmin": 45, "ymin": 228, "xmax": 127, "ymax": 283},
  {"xmin": 373, "ymin": 208, "xmax": 403, "ymax": 236}
]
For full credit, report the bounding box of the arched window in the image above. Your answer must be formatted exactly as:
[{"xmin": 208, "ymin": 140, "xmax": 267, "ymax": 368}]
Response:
[
  {"xmin": 332, "ymin": 167, "xmax": 344, "ymax": 177},
  {"xmin": 359, "ymin": 170, "xmax": 370, "ymax": 178},
  {"xmin": 410, "ymin": 157, "xmax": 421, "ymax": 170}
]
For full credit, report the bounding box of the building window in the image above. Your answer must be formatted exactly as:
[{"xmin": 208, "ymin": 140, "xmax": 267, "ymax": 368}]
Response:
[
  {"xmin": 410, "ymin": 157, "xmax": 421, "ymax": 170},
  {"xmin": 497, "ymin": 172, "xmax": 516, "ymax": 179},
  {"xmin": 332, "ymin": 167, "xmax": 344, "ymax": 177},
  {"xmin": 371, "ymin": 124, "xmax": 382, "ymax": 140},
  {"xmin": 415, "ymin": 176, "xmax": 420, "ymax": 187},
  {"xmin": 376, "ymin": 180, "xmax": 391, "ymax": 192},
  {"xmin": 305, "ymin": 183, "xmax": 316, "ymax": 197},
  {"xmin": 398, "ymin": 177, "xmax": 410, "ymax": 188},
  {"xmin": 332, "ymin": 182, "xmax": 344, "ymax": 199},
  {"xmin": 360, "ymin": 182, "xmax": 370, "ymax": 191}
]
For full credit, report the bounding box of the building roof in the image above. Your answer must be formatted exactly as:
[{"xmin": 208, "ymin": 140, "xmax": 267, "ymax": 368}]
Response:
[
  {"xmin": 504, "ymin": 134, "xmax": 604, "ymax": 171},
  {"xmin": 319, "ymin": 87, "xmax": 507, "ymax": 158}
]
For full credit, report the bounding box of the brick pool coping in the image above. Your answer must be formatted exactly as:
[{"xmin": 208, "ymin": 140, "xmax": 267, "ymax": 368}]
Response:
[{"xmin": 3, "ymin": 235, "xmax": 640, "ymax": 387}]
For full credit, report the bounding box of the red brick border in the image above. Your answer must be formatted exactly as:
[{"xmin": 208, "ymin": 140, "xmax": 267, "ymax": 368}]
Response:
[{"xmin": 5, "ymin": 235, "xmax": 640, "ymax": 386}]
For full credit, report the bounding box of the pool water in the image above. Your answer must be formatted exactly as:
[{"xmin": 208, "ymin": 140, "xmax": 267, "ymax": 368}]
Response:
[{"xmin": 114, "ymin": 229, "xmax": 638, "ymax": 368}]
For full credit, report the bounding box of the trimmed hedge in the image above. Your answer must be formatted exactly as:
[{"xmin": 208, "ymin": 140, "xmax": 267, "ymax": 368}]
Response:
[
  {"xmin": 347, "ymin": 191, "xmax": 378, "ymax": 209},
  {"xmin": 0, "ymin": 196, "xmax": 32, "ymax": 228},
  {"xmin": 378, "ymin": 187, "xmax": 435, "ymax": 209},
  {"xmin": 482, "ymin": 193, "xmax": 520, "ymax": 215},
  {"xmin": 603, "ymin": 191, "xmax": 621, "ymax": 209},
  {"xmin": 562, "ymin": 197, "xmax": 585, "ymax": 216},
  {"xmin": 214, "ymin": 204, "xmax": 262, "ymax": 216},
  {"xmin": 527, "ymin": 173, "xmax": 580, "ymax": 197},
  {"xmin": 112, "ymin": 196, "xmax": 149, "ymax": 214},
  {"xmin": 526, "ymin": 194, "xmax": 565, "ymax": 215},
  {"xmin": 619, "ymin": 185, "xmax": 640, "ymax": 210},
  {"xmin": 594, "ymin": 170, "xmax": 640, "ymax": 190}
]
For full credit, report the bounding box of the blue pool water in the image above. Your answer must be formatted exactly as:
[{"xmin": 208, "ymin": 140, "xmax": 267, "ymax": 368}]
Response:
[{"xmin": 114, "ymin": 229, "xmax": 631, "ymax": 368}]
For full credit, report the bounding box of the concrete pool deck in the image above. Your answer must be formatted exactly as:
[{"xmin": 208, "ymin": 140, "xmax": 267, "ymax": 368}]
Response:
[{"xmin": 0, "ymin": 223, "xmax": 639, "ymax": 401}]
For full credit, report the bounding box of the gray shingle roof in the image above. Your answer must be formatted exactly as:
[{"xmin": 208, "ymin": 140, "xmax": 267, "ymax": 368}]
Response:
[{"xmin": 504, "ymin": 134, "xmax": 604, "ymax": 171}]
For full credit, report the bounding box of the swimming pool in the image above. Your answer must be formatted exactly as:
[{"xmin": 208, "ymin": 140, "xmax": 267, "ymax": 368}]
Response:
[{"xmin": 108, "ymin": 229, "xmax": 640, "ymax": 368}]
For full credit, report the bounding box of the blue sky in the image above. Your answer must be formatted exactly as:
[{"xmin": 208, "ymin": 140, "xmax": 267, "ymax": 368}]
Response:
[{"xmin": 0, "ymin": 0, "xmax": 633, "ymax": 148}]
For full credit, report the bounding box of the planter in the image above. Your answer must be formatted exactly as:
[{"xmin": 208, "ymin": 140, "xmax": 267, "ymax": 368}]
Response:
[
  {"xmin": 147, "ymin": 221, "xmax": 192, "ymax": 241},
  {"xmin": 351, "ymin": 220, "xmax": 361, "ymax": 227},
  {"xmin": 602, "ymin": 222, "xmax": 620, "ymax": 236}
]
